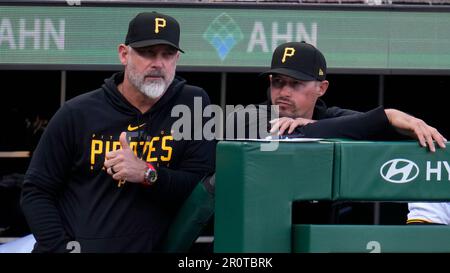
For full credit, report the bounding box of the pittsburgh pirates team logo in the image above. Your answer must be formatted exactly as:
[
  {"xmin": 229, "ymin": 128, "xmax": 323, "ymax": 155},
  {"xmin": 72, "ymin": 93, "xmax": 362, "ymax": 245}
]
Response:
[
  {"xmin": 155, "ymin": 18, "xmax": 166, "ymax": 33},
  {"xmin": 282, "ymin": 47, "xmax": 296, "ymax": 63}
]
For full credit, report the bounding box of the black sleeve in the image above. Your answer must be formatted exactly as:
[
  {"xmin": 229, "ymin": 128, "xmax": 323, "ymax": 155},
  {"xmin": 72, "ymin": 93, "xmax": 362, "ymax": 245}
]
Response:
[
  {"xmin": 324, "ymin": 106, "xmax": 361, "ymax": 118},
  {"xmin": 147, "ymin": 92, "xmax": 216, "ymax": 205},
  {"xmin": 20, "ymin": 105, "xmax": 75, "ymax": 253},
  {"xmin": 313, "ymin": 100, "xmax": 361, "ymax": 120},
  {"xmin": 297, "ymin": 106, "xmax": 404, "ymax": 140},
  {"xmin": 152, "ymin": 140, "xmax": 215, "ymax": 204}
]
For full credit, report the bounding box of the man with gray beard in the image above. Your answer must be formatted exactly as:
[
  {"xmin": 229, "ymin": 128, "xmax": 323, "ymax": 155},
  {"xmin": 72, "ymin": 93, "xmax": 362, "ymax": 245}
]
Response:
[
  {"xmin": 21, "ymin": 12, "xmax": 215, "ymax": 252},
  {"xmin": 126, "ymin": 45, "xmax": 175, "ymax": 100}
]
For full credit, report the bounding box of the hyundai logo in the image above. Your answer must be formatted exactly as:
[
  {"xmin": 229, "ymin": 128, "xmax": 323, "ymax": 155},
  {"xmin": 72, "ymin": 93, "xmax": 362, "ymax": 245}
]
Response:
[{"xmin": 380, "ymin": 159, "xmax": 419, "ymax": 183}]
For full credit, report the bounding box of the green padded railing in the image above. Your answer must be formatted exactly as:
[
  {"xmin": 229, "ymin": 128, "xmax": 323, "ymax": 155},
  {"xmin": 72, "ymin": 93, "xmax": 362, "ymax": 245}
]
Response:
[
  {"xmin": 293, "ymin": 224, "xmax": 450, "ymax": 253},
  {"xmin": 215, "ymin": 141, "xmax": 335, "ymax": 253},
  {"xmin": 160, "ymin": 175, "xmax": 215, "ymax": 253},
  {"xmin": 215, "ymin": 140, "xmax": 450, "ymax": 253},
  {"xmin": 333, "ymin": 141, "xmax": 450, "ymax": 201}
]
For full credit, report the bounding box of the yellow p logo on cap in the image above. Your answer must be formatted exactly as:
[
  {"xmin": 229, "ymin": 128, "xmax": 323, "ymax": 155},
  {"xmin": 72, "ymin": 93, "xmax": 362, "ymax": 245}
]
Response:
[
  {"xmin": 155, "ymin": 18, "xmax": 166, "ymax": 33},
  {"xmin": 282, "ymin": 47, "xmax": 296, "ymax": 63}
]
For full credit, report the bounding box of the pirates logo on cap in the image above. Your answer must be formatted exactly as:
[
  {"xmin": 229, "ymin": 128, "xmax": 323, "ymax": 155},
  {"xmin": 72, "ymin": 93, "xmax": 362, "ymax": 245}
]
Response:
[
  {"xmin": 282, "ymin": 47, "xmax": 296, "ymax": 63},
  {"xmin": 154, "ymin": 18, "xmax": 166, "ymax": 33},
  {"xmin": 260, "ymin": 41, "xmax": 327, "ymax": 81},
  {"xmin": 125, "ymin": 12, "xmax": 184, "ymax": 52}
]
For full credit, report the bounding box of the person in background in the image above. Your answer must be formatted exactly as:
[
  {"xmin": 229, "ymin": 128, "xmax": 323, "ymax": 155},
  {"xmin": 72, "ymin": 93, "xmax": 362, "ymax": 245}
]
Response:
[
  {"xmin": 229, "ymin": 41, "xmax": 446, "ymax": 151},
  {"xmin": 407, "ymin": 203, "xmax": 450, "ymax": 225},
  {"xmin": 228, "ymin": 41, "xmax": 447, "ymax": 225}
]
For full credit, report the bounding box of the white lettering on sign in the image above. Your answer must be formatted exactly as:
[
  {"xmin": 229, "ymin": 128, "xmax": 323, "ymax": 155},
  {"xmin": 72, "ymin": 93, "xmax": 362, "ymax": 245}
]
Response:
[
  {"xmin": 247, "ymin": 21, "xmax": 317, "ymax": 53},
  {"xmin": 0, "ymin": 18, "xmax": 65, "ymax": 50}
]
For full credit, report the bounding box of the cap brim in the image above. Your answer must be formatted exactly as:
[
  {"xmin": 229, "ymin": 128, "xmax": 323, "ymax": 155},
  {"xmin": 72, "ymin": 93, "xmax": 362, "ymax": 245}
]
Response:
[
  {"xmin": 128, "ymin": 39, "xmax": 184, "ymax": 53},
  {"xmin": 259, "ymin": 68, "xmax": 316, "ymax": 81}
]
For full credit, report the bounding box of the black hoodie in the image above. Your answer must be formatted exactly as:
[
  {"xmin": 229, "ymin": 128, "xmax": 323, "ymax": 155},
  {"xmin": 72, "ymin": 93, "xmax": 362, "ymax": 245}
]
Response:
[{"xmin": 21, "ymin": 72, "xmax": 215, "ymax": 252}]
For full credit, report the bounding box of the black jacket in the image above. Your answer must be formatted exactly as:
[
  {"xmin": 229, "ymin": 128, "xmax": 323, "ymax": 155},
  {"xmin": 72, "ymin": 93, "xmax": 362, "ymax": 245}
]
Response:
[
  {"xmin": 312, "ymin": 99, "xmax": 360, "ymax": 120},
  {"xmin": 21, "ymin": 72, "xmax": 215, "ymax": 253},
  {"xmin": 227, "ymin": 98, "xmax": 401, "ymax": 140}
]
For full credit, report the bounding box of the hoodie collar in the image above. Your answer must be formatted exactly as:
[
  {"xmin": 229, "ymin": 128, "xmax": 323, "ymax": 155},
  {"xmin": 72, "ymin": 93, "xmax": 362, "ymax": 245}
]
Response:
[{"xmin": 312, "ymin": 98, "xmax": 328, "ymax": 120}]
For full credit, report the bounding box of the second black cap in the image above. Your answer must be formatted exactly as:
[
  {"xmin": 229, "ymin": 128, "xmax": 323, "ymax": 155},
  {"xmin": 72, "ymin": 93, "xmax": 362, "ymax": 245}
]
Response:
[{"xmin": 261, "ymin": 41, "xmax": 326, "ymax": 81}]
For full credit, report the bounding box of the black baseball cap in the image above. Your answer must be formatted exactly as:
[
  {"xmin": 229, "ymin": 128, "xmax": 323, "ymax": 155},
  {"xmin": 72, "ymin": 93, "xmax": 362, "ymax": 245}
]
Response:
[
  {"xmin": 125, "ymin": 12, "xmax": 184, "ymax": 53},
  {"xmin": 260, "ymin": 41, "xmax": 326, "ymax": 81}
]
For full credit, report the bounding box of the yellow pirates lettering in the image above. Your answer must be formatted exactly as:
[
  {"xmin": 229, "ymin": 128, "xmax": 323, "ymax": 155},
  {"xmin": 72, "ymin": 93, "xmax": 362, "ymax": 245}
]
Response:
[
  {"xmin": 146, "ymin": 137, "xmax": 160, "ymax": 162},
  {"xmin": 129, "ymin": 141, "xmax": 138, "ymax": 155},
  {"xmin": 91, "ymin": 140, "xmax": 103, "ymax": 165},
  {"xmin": 112, "ymin": 141, "xmax": 121, "ymax": 151},
  {"xmin": 105, "ymin": 140, "xmax": 111, "ymax": 155},
  {"xmin": 282, "ymin": 47, "xmax": 295, "ymax": 63},
  {"xmin": 90, "ymin": 135, "xmax": 174, "ymax": 168},
  {"xmin": 155, "ymin": 18, "xmax": 166, "ymax": 33},
  {"xmin": 161, "ymin": 135, "xmax": 173, "ymax": 161},
  {"xmin": 117, "ymin": 179, "xmax": 126, "ymax": 188}
]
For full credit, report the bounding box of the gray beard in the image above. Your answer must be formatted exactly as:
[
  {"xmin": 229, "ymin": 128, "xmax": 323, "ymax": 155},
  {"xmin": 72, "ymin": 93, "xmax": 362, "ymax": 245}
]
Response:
[
  {"xmin": 140, "ymin": 80, "xmax": 166, "ymax": 99},
  {"xmin": 128, "ymin": 73, "xmax": 167, "ymax": 99}
]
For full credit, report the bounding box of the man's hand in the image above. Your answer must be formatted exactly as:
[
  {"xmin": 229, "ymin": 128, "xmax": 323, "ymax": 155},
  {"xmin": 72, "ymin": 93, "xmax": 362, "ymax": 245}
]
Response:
[
  {"xmin": 270, "ymin": 117, "xmax": 317, "ymax": 135},
  {"xmin": 104, "ymin": 132, "xmax": 147, "ymax": 183},
  {"xmin": 385, "ymin": 109, "xmax": 447, "ymax": 152}
]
